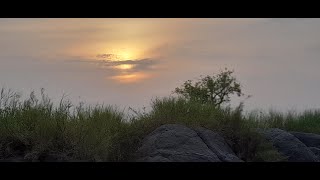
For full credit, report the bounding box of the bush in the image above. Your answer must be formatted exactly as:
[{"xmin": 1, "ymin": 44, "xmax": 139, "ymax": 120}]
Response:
[{"xmin": 174, "ymin": 68, "xmax": 245, "ymax": 108}]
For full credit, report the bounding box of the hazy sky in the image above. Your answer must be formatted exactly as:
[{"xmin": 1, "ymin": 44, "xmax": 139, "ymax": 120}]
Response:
[{"xmin": 1, "ymin": 18, "xmax": 320, "ymax": 112}]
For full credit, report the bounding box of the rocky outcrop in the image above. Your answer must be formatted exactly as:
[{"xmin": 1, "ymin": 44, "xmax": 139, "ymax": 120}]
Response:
[
  {"xmin": 135, "ymin": 124, "xmax": 242, "ymax": 162},
  {"xmin": 289, "ymin": 131, "xmax": 320, "ymax": 160},
  {"xmin": 195, "ymin": 127, "xmax": 243, "ymax": 162},
  {"xmin": 290, "ymin": 132, "xmax": 320, "ymax": 149},
  {"xmin": 136, "ymin": 125, "xmax": 320, "ymax": 162},
  {"xmin": 258, "ymin": 128, "xmax": 319, "ymax": 162}
]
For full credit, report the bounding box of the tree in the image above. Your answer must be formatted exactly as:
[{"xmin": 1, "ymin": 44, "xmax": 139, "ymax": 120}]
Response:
[{"xmin": 174, "ymin": 68, "xmax": 244, "ymax": 108}]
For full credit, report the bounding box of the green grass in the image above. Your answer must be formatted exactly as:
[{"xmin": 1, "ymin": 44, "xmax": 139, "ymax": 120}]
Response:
[
  {"xmin": 0, "ymin": 88, "xmax": 319, "ymax": 162},
  {"xmin": 0, "ymin": 88, "xmax": 127, "ymax": 161},
  {"xmin": 245, "ymin": 109, "xmax": 320, "ymax": 134}
]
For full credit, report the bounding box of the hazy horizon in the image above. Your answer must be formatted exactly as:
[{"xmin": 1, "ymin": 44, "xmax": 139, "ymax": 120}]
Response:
[{"xmin": 1, "ymin": 18, "xmax": 320, "ymax": 112}]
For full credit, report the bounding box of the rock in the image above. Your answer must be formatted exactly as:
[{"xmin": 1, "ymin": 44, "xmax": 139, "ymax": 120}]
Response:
[
  {"xmin": 135, "ymin": 124, "xmax": 221, "ymax": 162},
  {"xmin": 309, "ymin": 147, "xmax": 320, "ymax": 158},
  {"xmin": 309, "ymin": 147, "xmax": 320, "ymax": 161},
  {"xmin": 290, "ymin": 132, "xmax": 320, "ymax": 148},
  {"xmin": 258, "ymin": 128, "xmax": 319, "ymax": 162},
  {"xmin": 195, "ymin": 127, "xmax": 243, "ymax": 162},
  {"xmin": 135, "ymin": 124, "xmax": 243, "ymax": 162}
]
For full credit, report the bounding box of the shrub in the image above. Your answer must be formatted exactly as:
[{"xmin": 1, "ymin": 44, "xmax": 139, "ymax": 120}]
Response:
[{"xmin": 174, "ymin": 68, "xmax": 245, "ymax": 108}]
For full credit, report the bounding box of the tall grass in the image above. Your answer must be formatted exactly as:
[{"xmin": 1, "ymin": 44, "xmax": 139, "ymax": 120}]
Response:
[
  {"xmin": 127, "ymin": 98, "xmax": 283, "ymax": 161},
  {"xmin": 0, "ymin": 88, "xmax": 127, "ymax": 161},
  {"xmin": 245, "ymin": 109, "xmax": 320, "ymax": 134},
  {"xmin": 0, "ymin": 88, "xmax": 319, "ymax": 161}
]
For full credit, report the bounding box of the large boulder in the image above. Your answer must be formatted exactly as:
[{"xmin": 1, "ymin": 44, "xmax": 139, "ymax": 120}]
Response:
[
  {"xmin": 309, "ymin": 147, "xmax": 320, "ymax": 158},
  {"xmin": 258, "ymin": 128, "xmax": 319, "ymax": 162},
  {"xmin": 135, "ymin": 124, "xmax": 242, "ymax": 162},
  {"xmin": 290, "ymin": 132, "xmax": 320, "ymax": 149},
  {"xmin": 195, "ymin": 127, "xmax": 243, "ymax": 162}
]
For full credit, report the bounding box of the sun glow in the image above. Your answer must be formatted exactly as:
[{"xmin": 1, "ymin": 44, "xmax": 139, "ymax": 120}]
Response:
[
  {"xmin": 114, "ymin": 64, "xmax": 135, "ymax": 70},
  {"xmin": 109, "ymin": 72, "xmax": 149, "ymax": 83},
  {"xmin": 66, "ymin": 42, "xmax": 153, "ymax": 83},
  {"xmin": 99, "ymin": 47, "xmax": 142, "ymax": 61},
  {"xmin": 118, "ymin": 51, "xmax": 134, "ymax": 60}
]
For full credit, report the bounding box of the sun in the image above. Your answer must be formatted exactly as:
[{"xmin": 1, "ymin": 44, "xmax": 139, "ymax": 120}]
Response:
[
  {"xmin": 119, "ymin": 51, "xmax": 133, "ymax": 60},
  {"xmin": 116, "ymin": 46, "xmax": 145, "ymax": 61}
]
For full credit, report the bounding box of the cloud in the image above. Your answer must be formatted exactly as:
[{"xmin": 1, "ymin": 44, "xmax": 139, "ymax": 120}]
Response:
[
  {"xmin": 65, "ymin": 57, "xmax": 158, "ymax": 75},
  {"xmin": 102, "ymin": 58, "xmax": 158, "ymax": 72},
  {"xmin": 96, "ymin": 54, "xmax": 119, "ymax": 59}
]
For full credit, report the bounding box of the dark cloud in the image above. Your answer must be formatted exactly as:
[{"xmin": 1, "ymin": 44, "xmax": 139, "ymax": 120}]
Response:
[
  {"xmin": 96, "ymin": 54, "xmax": 120, "ymax": 60},
  {"xmin": 65, "ymin": 57, "xmax": 158, "ymax": 74},
  {"xmin": 99, "ymin": 58, "xmax": 157, "ymax": 73},
  {"xmin": 100, "ymin": 58, "xmax": 154, "ymax": 65}
]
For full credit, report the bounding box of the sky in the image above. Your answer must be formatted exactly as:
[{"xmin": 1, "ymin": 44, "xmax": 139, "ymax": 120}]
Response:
[{"xmin": 1, "ymin": 18, "xmax": 320, "ymax": 112}]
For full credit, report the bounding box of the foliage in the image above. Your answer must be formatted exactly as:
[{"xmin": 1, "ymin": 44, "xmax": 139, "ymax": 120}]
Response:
[{"xmin": 174, "ymin": 68, "xmax": 244, "ymax": 108}]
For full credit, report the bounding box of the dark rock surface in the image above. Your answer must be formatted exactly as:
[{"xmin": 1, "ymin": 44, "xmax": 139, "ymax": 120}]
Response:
[
  {"xmin": 258, "ymin": 128, "xmax": 319, "ymax": 162},
  {"xmin": 135, "ymin": 124, "xmax": 242, "ymax": 162},
  {"xmin": 309, "ymin": 147, "xmax": 320, "ymax": 158},
  {"xmin": 290, "ymin": 131, "xmax": 320, "ymax": 149},
  {"xmin": 195, "ymin": 127, "xmax": 243, "ymax": 162}
]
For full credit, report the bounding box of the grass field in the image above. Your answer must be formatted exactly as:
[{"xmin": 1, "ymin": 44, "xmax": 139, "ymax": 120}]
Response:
[{"xmin": 1, "ymin": 88, "xmax": 319, "ymax": 161}]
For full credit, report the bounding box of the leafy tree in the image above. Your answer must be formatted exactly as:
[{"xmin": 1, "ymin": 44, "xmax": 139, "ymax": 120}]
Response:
[{"xmin": 174, "ymin": 68, "xmax": 244, "ymax": 108}]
